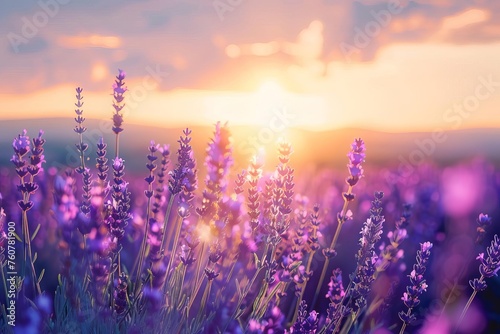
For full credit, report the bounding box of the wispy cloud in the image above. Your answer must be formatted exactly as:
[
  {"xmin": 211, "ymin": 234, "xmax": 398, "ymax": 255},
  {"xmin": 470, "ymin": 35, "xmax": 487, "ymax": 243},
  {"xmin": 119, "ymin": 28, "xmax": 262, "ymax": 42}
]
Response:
[{"xmin": 56, "ymin": 35, "xmax": 122, "ymax": 49}]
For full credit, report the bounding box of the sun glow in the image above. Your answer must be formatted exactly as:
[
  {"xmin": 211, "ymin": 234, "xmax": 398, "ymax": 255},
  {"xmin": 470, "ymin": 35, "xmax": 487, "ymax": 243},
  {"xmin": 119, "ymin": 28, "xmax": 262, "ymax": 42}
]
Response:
[{"xmin": 197, "ymin": 223, "xmax": 212, "ymax": 243}]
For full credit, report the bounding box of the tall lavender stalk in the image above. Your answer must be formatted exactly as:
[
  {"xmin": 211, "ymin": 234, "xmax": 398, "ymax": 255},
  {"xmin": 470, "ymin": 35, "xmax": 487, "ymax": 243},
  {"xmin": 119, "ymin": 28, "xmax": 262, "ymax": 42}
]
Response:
[
  {"xmin": 152, "ymin": 145, "xmax": 170, "ymax": 220},
  {"xmin": 290, "ymin": 205, "xmax": 321, "ymax": 324},
  {"xmin": 336, "ymin": 192, "xmax": 384, "ymax": 333},
  {"xmin": 399, "ymin": 241, "xmax": 433, "ymax": 334},
  {"xmin": 112, "ymin": 69, "xmax": 127, "ymax": 158},
  {"xmin": 318, "ymin": 192, "xmax": 384, "ymax": 334},
  {"xmin": 250, "ymin": 140, "xmax": 294, "ymax": 322},
  {"xmin": 134, "ymin": 141, "xmax": 159, "ymax": 293},
  {"xmin": 162, "ymin": 128, "xmax": 197, "ymax": 261},
  {"xmin": 108, "ymin": 157, "xmax": 131, "ymax": 279},
  {"xmin": 187, "ymin": 123, "xmax": 232, "ymax": 316},
  {"xmin": 11, "ymin": 129, "xmax": 45, "ymax": 296},
  {"xmin": 375, "ymin": 204, "xmax": 411, "ymax": 276},
  {"xmin": 312, "ymin": 138, "xmax": 365, "ymax": 310},
  {"xmin": 74, "ymin": 87, "xmax": 87, "ymax": 173},
  {"xmin": 221, "ymin": 157, "xmax": 264, "ymax": 333}
]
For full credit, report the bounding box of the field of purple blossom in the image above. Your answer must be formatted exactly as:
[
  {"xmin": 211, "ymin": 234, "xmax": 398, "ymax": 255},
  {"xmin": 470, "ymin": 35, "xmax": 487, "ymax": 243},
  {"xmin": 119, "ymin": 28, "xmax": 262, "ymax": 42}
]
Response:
[{"xmin": 1, "ymin": 70, "xmax": 500, "ymax": 334}]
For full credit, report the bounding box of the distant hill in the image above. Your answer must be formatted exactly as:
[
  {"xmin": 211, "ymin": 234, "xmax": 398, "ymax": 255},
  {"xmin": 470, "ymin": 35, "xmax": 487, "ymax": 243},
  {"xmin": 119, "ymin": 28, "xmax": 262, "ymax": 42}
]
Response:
[{"xmin": 1, "ymin": 118, "xmax": 499, "ymax": 175}]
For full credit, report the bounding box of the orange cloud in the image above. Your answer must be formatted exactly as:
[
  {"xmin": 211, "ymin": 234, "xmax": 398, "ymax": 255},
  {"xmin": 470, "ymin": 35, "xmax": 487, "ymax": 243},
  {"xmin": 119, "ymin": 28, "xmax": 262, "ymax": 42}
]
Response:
[
  {"xmin": 441, "ymin": 8, "xmax": 490, "ymax": 31},
  {"xmin": 57, "ymin": 34, "xmax": 122, "ymax": 49}
]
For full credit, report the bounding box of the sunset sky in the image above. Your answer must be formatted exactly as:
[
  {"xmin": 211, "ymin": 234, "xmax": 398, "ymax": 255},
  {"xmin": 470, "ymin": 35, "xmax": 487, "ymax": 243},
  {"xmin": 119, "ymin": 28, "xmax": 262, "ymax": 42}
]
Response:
[{"xmin": 1, "ymin": 0, "xmax": 500, "ymax": 132}]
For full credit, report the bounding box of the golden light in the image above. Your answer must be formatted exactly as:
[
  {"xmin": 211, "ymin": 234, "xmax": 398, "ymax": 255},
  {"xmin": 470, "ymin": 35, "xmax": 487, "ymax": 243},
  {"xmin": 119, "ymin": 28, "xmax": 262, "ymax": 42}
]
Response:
[
  {"xmin": 57, "ymin": 34, "xmax": 122, "ymax": 49},
  {"xmin": 255, "ymin": 80, "xmax": 286, "ymax": 123},
  {"xmin": 91, "ymin": 63, "xmax": 109, "ymax": 82},
  {"xmin": 250, "ymin": 42, "xmax": 280, "ymax": 56},
  {"xmin": 196, "ymin": 223, "xmax": 212, "ymax": 243},
  {"xmin": 225, "ymin": 44, "xmax": 241, "ymax": 58},
  {"xmin": 257, "ymin": 146, "xmax": 266, "ymax": 164},
  {"xmin": 257, "ymin": 80, "xmax": 285, "ymax": 96}
]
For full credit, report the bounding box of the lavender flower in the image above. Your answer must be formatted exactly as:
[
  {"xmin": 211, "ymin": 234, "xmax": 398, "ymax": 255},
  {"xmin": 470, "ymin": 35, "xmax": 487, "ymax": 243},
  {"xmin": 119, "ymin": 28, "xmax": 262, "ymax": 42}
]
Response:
[
  {"xmin": 246, "ymin": 157, "xmax": 262, "ymax": 231},
  {"xmin": 346, "ymin": 138, "xmax": 366, "ymax": 187},
  {"xmin": 325, "ymin": 269, "xmax": 346, "ymax": 330},
  {"xmin": 114, "ymin": 272, "xmax": 129, "ymax": 315},
  {"xmin": 74, "ymin": 87, "xmax": 88, "ymax": 174},
  {"xmin": 204, "ymin": 267, "xmax": 220, "ymax": 281},
  {"xmin": 234, "ymin": 170, "xmax": 246, "ymax": 196},
  {"xmin": 152, "ymin": 144, "xmax": 170, "ymax": 219},
  {"xmin": 30, "ymin": 130, "xmax": 46, "ymax": 175},
  {"xmin": 291, "ymin": 300, "xmax": 318, "ymax": 334},
  {"xmin": 135, "ymin": 142, "xmax": 160, "ymax": 284},
  {"xmin": 476, "ymin": 234, "xmax": 500, "ymax": 278},
  {"xmin": 290, "ymin": 207, "xmax": 307, "ymax": 262},
  {"xmin": 248, "ymin": 302, "xmax": 285, "ymax": 334},
  {"xmin": 90, "ymin": 253, "xmax": 112, "ymax": 308},
  {"xmin": 53, "ymin": 171, "xmax": 84, "ymax": 276},
  {"xmin": 399, "ymin": 241, "xmax": 433, "ymax": 332},
  {"xmin": 312, "ymin": 138, "xmax": 366, "ymax": 310},
  {"xmin": 80, "ymin": 168, "xmax": 93, "ymax": 218},
  {"xmin": 96, "ymin": 137, "xmax": 109, "ymax": 183},
  {"xmin": 112, "ymin": 69, "xmax": 126, "ymax": 134},
  {"xmin": 375, "ymin": 204, "xmax": 411, "ymax": 274},
  {"xmin": 11, "ymin": 129, "xmax": 45, "ymax": 296},
  {"xmin": 108, "ymin": 157, "xmax": 131, "ymax": 245},
  {"xmin": 459, "ymin": 232, "xmax": 500, "ymax": 326},
  {"xmin": 349, "ymin": 192, "xmax": 385, "ymax": 313},
  {"xmin": 476, "ymin": 213, "xmax": 493, "ymax": 244},
  {"xmin": 112, "ymin": 69, "xmax": 127, "ymax": 157},
  {"xmin": 325, "ymin": 268, "xmax": 345, "ymax": 302},
  {"xmin": 12, "ymin": 130, "xmax": 33, "ymax": 210},
  {"xmin": 197, "ymin": 122, "xmax": 233, "ymax": 221},
  {"xmin": 180, "ymin": 243, "xmax": 196, "ymax": 266},
  {"xmin": 147, "ymin": 218, "xmax": 167, "ymax": 289},
  {"xmin": 168, "ymin": 128, "xmax": 197, "ymax": 199},
  {"xmin": 308, "ymin": 204, "xmax": 321, "ymax": 252}
]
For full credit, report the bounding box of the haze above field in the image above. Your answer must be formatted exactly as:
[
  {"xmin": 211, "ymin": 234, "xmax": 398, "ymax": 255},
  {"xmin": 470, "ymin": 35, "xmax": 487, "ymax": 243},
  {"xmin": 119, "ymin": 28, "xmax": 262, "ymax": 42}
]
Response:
[{"xmin": 1, "ymin": 118, "xmax": 498, "ymax": 175}]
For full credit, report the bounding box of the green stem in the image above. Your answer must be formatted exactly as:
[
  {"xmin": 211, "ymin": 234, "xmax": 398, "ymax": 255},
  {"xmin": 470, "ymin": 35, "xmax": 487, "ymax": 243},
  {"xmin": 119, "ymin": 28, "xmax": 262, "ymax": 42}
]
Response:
[
  {"xmin": 457, "ymin": 275, "xmax": 483, "ymax": 329},
  {"xmin": 340, "ymin": 309, "xmax": 359, "ymax": 334},
  {"xmin": 185, "ymin": 242, "xmax": 208, "ymax": 313},
  {"xmin": 197, "ymin": 279, "xmax": 212, "ymax": 321},
  {"xmin": 133, "ymin": 183, "xmax": 154, "ymax": 295},
  {"xmin": 160, "ymin": 195, "xmax": 176, "ymax": 257},
  {"xmin": 166, "ymin": 215, "xmax": 183, "ymax": 276},
  {"xmin": 399, "ymin": 323, "xmax": 407, "ymax": 334},
  {"xmin": 311, "ymin": 186, "xmax": 353, "ymax": 311},
  {"xmin": 115, "ymin": 133, "xmax": 120, "ymax": 159},
  {"xmin": 221, "ymin": 249, "xmax": 267, "ymax": 334},
  {"xmin": 399, "ymin": 309, "xmax": 411, "ymax": 334},
  {"xmin": 22, "ymin": 207, "xmax": 41, "ymax": 296},
  {"xmin": 78, "ymin": 131, "xmax": 86, "ymax": 171}
]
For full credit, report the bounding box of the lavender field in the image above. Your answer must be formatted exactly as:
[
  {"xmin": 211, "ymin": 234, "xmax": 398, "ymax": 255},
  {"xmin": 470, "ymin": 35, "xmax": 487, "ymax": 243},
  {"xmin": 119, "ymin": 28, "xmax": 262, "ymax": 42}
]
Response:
[{"xmin": 1, "ymin": 70, "xmax": 500, "ymax": 334}]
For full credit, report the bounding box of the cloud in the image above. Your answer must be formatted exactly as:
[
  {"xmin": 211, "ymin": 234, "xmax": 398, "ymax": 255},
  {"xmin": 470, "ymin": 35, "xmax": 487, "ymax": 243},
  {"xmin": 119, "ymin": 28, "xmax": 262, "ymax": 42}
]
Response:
[
  {"xmin": 56, "ymin": 35, "xmax": 122, "ymax": 49},
  {"xmin": 0, "ymin": 0, "xmax": 499, "ymax": 95}
]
